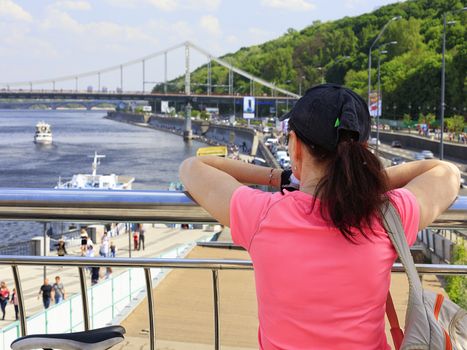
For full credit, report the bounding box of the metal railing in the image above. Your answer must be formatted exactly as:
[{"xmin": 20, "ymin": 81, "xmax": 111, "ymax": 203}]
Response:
[{"xmin": 0, "ymin": 189, "xmax": 466, "ymax": 350}]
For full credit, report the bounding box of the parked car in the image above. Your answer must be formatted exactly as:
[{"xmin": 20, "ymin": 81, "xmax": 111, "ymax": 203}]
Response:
[
  {"xmin": 413, "ymin": 152, "xmax": 426, "ymax": 160},
  {"xmin": 421, "ymin": 150, "xmax": 434, "ymax": 159},
  {"xmin": 279, "ymin": 156, "xmax": 291, "ymax": 169},
  {"xmin": 251, "ymin": 157, "xmax": 267, "ymax": 166},
  {"xmin": 391, "ymin": 140, "xmax": 402, "ymax": 148},
  {"xmin": 275, "ymin": 150, "xmax": 288, "ymax": 163},
  {"xmin": 369, "ymin": 137, "xmax": 381, "ymax": 146},
  {"xmin": 391, "ymin": 157, "xmax": 406, "ymax": 166},
  {"xmin": 265, "ymin": 138, "xmax": 278, "ymax": 148}
]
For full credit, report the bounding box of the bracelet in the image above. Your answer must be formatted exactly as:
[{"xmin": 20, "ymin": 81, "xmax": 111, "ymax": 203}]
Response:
[{"xmin": 268, "ymin": 168, "xmax": 274, "ymax": 185}]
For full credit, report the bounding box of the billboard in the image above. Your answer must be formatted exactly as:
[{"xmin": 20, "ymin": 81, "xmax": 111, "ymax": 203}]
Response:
[
  {"xmin": 243, "ymin": 96, "xmax": 255, "ymax": 119},
  {"xmin": 369, "ymin": 92, "xmax": 382, "ymax": 117},
  {"xmin": 161, "ymin": 101, "xmax": 169, "ymax": 113}
]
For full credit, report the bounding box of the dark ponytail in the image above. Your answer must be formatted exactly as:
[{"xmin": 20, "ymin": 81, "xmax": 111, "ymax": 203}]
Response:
[{"xmin": 309, "ymin": 134, "xmax": 389, "ymax": 241}]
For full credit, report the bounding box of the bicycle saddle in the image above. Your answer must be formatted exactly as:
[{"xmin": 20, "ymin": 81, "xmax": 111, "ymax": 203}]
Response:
[{"xmin": 10, "ymin": 325, "xmax": 125, "ymax": 350}]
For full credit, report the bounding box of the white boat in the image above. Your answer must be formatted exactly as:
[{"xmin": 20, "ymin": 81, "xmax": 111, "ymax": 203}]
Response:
[
  {"xmin": 55, "ymin": 152, "xmax": 135, "ymax": 190},
  {"xmin": 34, "ymin": 121, "xmax": 53, "ymax": 144}
]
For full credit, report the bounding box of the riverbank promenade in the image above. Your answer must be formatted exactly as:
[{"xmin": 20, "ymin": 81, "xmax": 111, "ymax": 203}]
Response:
[{"xmin": 0, "ymin": 225, "xmax": 447, "ymax": 349}]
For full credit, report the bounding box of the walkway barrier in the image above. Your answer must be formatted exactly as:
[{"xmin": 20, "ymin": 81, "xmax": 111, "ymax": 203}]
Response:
[{"xmin": 0, "ymin": 189, "xmax": 465, "ymax": 350}]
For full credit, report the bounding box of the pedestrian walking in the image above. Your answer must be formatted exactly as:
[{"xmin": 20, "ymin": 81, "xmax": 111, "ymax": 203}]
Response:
[
  {"xmin": 110, "ymin": 241, "xmax": 117, "ymax": 257},
  {"xmin": 0, "ymin": 281, "xmax": 10, "ymax": 320},
  {"xmin": 91, "ymin": 267, "xmax": 100, "ymax": 285},
  {"xmin": 80, "ymin": 229, "xmax": 88, "ymax": 256},
  {"xmin": 138, "ymin": 224, "xmax": 145, "ymax": 251},
  {"xmin": 38, "ymin": 278, "xmax": 53, "ymax": 309},
  {"xmin": 133, "ymin": 230, "xmax": 139, "ymax": 251},
  {"xmin": 100, "ymin": 231, "xmax": 109, "ymax": 257},
  {"xmin": 56, "ymin": 237, "xmax": 67, "ymax": 257},
  {"xmin": 52, "ymin": 276, "xmax": 65, "ymax": 304},
  {"xmin": 10, "ymin": 288, "xmax": 19, "ymax": 320}
]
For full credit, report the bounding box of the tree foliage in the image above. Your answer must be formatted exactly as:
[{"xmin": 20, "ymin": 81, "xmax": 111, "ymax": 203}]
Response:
[{"xmin": 152, "ymin": 0, "xmax": 466, "ymax": 119}]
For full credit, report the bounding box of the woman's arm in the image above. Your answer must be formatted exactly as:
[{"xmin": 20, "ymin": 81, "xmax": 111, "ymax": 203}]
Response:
[
  {"xmin": 385, "ymin": 160, "xmax": 460, "ymax": 230},
  {"xmin": 179, "ymin": 156, "xmax": 281, "ymax": 226}
]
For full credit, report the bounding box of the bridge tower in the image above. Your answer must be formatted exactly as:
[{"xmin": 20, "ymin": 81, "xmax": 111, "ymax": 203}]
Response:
[
  {"xmin": 184, "ymin": 42, "xmax": 191, "ymax": 96},
  {"xmin": 183, "ymin": 103, "xmax": 193, "ymax": 141}
]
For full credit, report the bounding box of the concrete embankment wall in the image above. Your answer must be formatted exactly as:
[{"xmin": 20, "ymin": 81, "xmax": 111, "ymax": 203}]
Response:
[
  {"xmin": 372, "ymin": 130, "xmax": 467, "ymax": 162},
  {"xmin": 108, "ymin": 112, "xmax": 261, "ymax": 158}
]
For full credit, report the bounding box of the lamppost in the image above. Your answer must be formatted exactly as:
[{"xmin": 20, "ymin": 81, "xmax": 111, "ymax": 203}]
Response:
[
  {"xmin": 367, "ymin": 16, "xmax": 401, "ymax": 107},
  {"xmin": 375, "ymin": 42, "xmax": 396, "ymax": 152},
  {"xmin": 440, "ymin": 7, "xmax": 466, "ymax": 160},
  {"xmin": 376, "ymin": 49, "xmax": 387, "ymax": 153},
  {"xmin": 298, "ymin": 75, "xmax": 306, "ymax": 96},
  {"xmin": 317, "ymin": 67, "xmax": 324, "ymax": 84}
]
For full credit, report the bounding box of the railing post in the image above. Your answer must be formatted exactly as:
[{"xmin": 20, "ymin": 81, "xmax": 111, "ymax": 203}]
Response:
[
  {"xmin": 211, "ymin": 270, "xmax": 220, "ymax": 350},
  {"xmin": 11, "ymin": 265, "xmax": 27, "ymax": 336},
  {"xmin": 78, "ymin": 267, "xmax": 90, "ymax": 331},
  {"xmin": 144, "ymin": 268, "xmax": 156, "ymax": 350}
]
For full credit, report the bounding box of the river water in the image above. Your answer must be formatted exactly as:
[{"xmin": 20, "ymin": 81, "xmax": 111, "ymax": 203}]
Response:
[{"xmin": 0, "ymin": 109, "xmax": 204, "ymax": 243}]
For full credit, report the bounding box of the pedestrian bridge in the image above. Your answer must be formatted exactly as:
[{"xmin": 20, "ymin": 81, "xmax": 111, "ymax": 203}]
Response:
[{"xmin": 0, "ymin": 189, "xmax": 465, "ymax": 350}]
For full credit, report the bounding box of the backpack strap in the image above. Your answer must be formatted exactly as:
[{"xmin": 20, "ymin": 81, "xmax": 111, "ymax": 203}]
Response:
[
  {"xmin": 386, "ymin": 292, "xmax": 404, "ymax": 350},
  {"xmin": 381, "ymin": 201, "xmax": 426, "ymax": 349},
  {"xmin": 381, "ymin": 201, "xmax": 424, "ymax": 293}
]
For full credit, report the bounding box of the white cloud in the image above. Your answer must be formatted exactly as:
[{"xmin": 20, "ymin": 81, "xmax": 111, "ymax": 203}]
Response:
[
  {"xmin": 0, "ymin": 0, "xmax": 32, "ymax": 21},
  {"xmin": 146, "ymin": 0, "xmax": 179, "ymax": 11},
  {"xmin": 226, "ymin": 35, "xmax": 239, "ymax": 46},
  {"xmin": 199, "ymin": 15, "xmax": 221, "ymax": 37},
  {"xmin": 104, "ymin": 0, "xmax": 220, "ymax": 12},
  {"xmin": 53, "ymin": 1, "xmax": 92, "ymax": 11},
  {"xmin": 343, "ymin": 0, "xmax": 367, "ymax": 9},
  {"xmin": 261, "ymin": 0, "xmax": 315, "ymax": 11},
  {"xmin": 41, "ymin": 8, "xmax": 84, "ymax": 33}
]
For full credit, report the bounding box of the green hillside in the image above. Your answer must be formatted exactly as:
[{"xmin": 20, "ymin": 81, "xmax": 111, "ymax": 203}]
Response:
[{"xmin": 153, "ymin": 0, "xmax": 466, "ymax": 120}]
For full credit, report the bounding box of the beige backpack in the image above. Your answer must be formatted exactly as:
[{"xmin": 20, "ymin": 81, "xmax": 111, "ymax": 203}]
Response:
[{"xmin": 383, "ymin": 202, "xmax": 467, "ymax": 350}]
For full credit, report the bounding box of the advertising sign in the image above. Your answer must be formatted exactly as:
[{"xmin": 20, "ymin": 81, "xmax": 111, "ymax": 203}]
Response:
[
  {"xmin": 142, "ymin": 106, "xmax": 152, "ymax": 112},
  {"xmin": 369, "ymin": 92, "xmax": 378, "ymax": 117},
  {"xmin": 243, "ymin": 96, "xmax": 255, "ymax": 119},
  {"xmin": 161, "ymin": 101, "xmax": 169, "ymax": 113}
]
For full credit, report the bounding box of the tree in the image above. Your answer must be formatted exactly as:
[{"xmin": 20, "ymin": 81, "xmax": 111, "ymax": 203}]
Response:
[
  {"xmin": 445, "ymin": 115, "xmax": 466, "ymax": 133},
  {"xmin": 418, "ymin": 113, "xmax": 436, "ymax": 127}
]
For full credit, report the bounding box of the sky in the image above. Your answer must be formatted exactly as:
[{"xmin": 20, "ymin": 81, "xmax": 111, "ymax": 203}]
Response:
[{"xmin": 0, "ymin": 0, "xmax": 402, "ymax": 91}]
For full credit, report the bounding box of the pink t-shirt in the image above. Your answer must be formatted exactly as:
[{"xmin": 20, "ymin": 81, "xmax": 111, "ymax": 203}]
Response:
[{"xmin": 230, "ymin": 187, "xmax": 419, "ymax": 350}]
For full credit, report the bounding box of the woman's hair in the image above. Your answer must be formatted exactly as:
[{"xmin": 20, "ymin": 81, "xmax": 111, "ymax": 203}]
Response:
[{"xmin": 293, "ymin": 127, "xmax": 389, "ymax": 241}]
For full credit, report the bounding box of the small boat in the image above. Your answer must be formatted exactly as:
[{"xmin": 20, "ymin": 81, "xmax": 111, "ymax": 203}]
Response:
[
  {"xmin": 34, "ymin": 121, "xmax": 53, "ymax": 144},
  {"xmin": 55, "ymin": 152, "xmax": 135, "ymax": 190}
]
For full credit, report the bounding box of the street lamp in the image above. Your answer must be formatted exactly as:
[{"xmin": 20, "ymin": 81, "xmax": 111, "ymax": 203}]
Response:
[
  {"xmin": 298, "ymin": 75, "xmax": 306, "ymax": 96},
  {"xmin": 440, "ymin": 7, "xmax": 466, "ymax": 160},
  {"xmin": 367, "ymin": 16, "xmax": 401, "ymax": 107},
  {"xmin": 375, "ymin": 42, "xmax": 396, "ymax": 152},
  {"xmin": 376, "ymin": 49, "xmax": 388, "ymax": 153},
  {"xmin": 316, "ymin": 67, "xmax": 324, "ymax": 84}
]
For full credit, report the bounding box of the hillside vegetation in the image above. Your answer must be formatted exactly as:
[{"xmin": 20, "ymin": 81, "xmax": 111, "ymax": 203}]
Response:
[{"xmin": 153, "ymin": 0, "xmax": 465, "ymax": 120}]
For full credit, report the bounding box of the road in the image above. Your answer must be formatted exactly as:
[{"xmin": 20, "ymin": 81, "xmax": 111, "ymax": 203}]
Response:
[{"xmin": 375, "ymin": 143, "xmax": 467, "ymax": 196}]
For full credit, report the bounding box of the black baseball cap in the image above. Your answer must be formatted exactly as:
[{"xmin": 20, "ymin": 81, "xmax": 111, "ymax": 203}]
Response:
[{"xmin": 279, "ymin": 83, "xmax": 370, "ymax": 152}]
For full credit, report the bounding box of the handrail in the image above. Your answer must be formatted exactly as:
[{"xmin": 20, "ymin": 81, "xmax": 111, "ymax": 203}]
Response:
[
  {"xmin": 0, "ymin": 189, "xmax": 465, "ymax": 226},
  {"xmin": 0, "ymin": 255, "xmax": 466, "ymax": 275}
]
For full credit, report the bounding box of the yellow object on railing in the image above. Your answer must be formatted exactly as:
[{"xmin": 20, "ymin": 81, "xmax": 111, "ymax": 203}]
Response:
[{"xmin": 196, "ymin": 146, "xmax": 228, "ymax": 157}]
